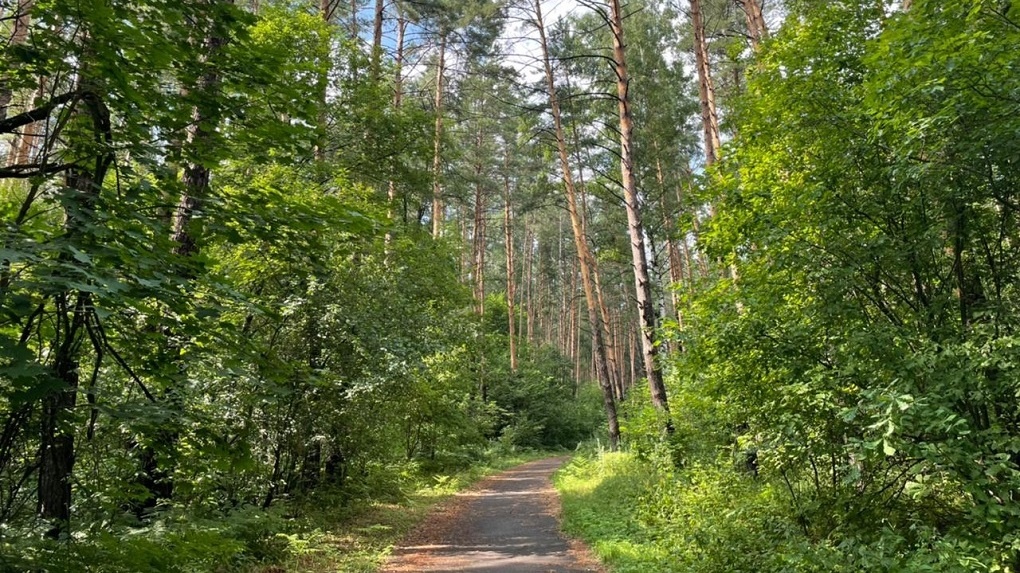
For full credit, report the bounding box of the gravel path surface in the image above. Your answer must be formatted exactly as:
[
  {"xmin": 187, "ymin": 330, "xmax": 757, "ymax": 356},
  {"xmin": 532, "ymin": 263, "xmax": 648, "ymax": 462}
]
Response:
[{"xmin": 381, "ymin": 457, "xmax": 604, "ymax": 573}]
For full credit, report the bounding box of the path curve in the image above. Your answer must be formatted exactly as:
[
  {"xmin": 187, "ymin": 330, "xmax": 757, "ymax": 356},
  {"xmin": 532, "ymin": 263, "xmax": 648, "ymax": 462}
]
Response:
[{"xmin": 381, "ymin": 457, "xmax": 604, "ymax": 573}]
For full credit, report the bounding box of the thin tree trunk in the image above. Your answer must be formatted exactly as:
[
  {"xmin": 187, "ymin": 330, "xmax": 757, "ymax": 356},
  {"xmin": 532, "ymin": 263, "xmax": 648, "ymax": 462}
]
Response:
[
  {"xmin": 350, "ymin": 0, "xmax": 358, "ymax": 38},
  {"xmin": 504, "ymin": 152, "xmax": 518, "ymax": 372},
  {"xmin": 524, "ymin": 217, "xmax": 535, "ymax": 343},
  {"xmin": 655, "ymin": 151, "xmax": 685, "ymax": 325},
  {"xmin": 608, "ymin": 0, "xmax": 671, "ymax": 422},
  {"xmin": 370, "ymin": 0, "xmax": 385, "ymax": 79},
  {"xmin": 560, "ymin": 244, "xmax": 569, "ymax": 354},
  {"xmin": 153, "ymin": 1, "xmax": 232, "ymax": 512},
  {"xmin": 629, "ymin": 327, "xmax": 638, "ymax": 389},
  {"xmin": 534, "ymin": 0, "xmax": 619, "ymax": 449},
  {"xmin": 315, "ymin": 0, "xmax": 333, "ymax": 161},
  {"xmin": 613, "ymin": 313, "xmax": 626, "ymax": 399},
  {"xmin": 591, "ymin": 253, "xmax": 620, "ymax": 396},
  {"xmin": 0, "ymin": 0, "xmax": 33, "ymax": 123},
  {"xmin": 576, "ymin": 135, "xmax": 621, "ymax": 398},
  {"xmin": 386, "ymin": 8, "xmax": 407, "ymax": 230},
  {"xmin": 38, "ymin": 89, "xmax": 114, "ymax": 537},
  {"xmin": 431, "ymin": 34, "xmax": 447, "ymax": 238},
  {"xmin": 691, "ymin": 0, "xmax": 721, "ymax": 165},
  {"xmin": 473, "ymin": 160, "xmax": 486, "ymax": 315},
  {"xmin": 461, "ymin": 206, "xmax": 471, "ymax": 280},
  {"xmin": 8, "ymin": 77, "xmax": 45, "ymax": 167}
]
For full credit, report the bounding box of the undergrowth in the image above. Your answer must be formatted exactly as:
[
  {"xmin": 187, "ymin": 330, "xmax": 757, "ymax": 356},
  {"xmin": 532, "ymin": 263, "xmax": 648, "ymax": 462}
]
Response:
[
  {"xmin": 554, "ymin": 449, "xmax": 669, "ymax": 573},
  {"xmin": 1, "ymin": 449, "xmax": 548, "ymax": 573},
  {"xmin": 555, "ymin": 446, "xmax": 997, "ymax": 573}
]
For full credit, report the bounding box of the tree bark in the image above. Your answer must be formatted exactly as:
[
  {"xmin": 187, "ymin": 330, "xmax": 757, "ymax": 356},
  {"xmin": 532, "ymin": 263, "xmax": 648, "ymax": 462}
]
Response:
[
  {"xmin": 431, "ymin": 34, "xmax": 447, "ymax": 238},
  {"xmin": 172, "ymin": 12, "xmax": 229, "ymax": 258},
  {"xmin": 149, "ymin": 0, "xmax": 232, "ymax": 513},
  {"xmin": 691, "ymin": 0, "xmax": 721, "ymax": 165},
  {"xmin": 576, "ymin": 136, "xmax": 622, "ymax": 399},
  {"xmin": 534, "ymin": 0, "xmax": 619, "ymax": 449},
  {"xmin": 0, "ymin": 0, "xmax": 33, "ymax": 123},
  {"xmin": 503, "ymin": 151, "xmax": 518, "ymax": 372},
  {"xmin": 608, "ymin": 0, "xmax": 672, "ymax": 421},
  {"xmin": 7, "ymin": 77, "xmax": 46, "ymax": 168},
  {"xmin": 524, "ymin": 217, "xmax": 535, "ymax": 343},
  {"xmin": 473, "ymin": 128, "xmax": 486, "ymax": 315},
  {"xmin": 370, "ymin": 0, "xmax": 385, "ymax": 79},
  {"xmin": 38, "ymin": 89, "xmax": 113, "ymax": 537},
  {"xmin": 737, "ymin": 0, "xmax": 767, "ymax": 50},
  {"xmin": 655, "ymin": 150, "xmax": 686, "ymax": 326},
  {"xmin": 386, "ymin": 8, "xmax": 407, "ymax": 232}
]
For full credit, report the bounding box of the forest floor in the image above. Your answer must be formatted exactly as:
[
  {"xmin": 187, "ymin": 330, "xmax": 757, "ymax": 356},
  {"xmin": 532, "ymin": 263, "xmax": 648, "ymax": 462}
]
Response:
[{"xmin": 380, "ymin": 457, "xmax": 604, "ymax": 573}]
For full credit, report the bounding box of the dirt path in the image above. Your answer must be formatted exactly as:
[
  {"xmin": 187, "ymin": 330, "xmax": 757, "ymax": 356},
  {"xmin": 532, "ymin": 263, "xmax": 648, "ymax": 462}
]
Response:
[{"xmin": 381, "ymin": 457, "xmax": 604, "ymax": 573}]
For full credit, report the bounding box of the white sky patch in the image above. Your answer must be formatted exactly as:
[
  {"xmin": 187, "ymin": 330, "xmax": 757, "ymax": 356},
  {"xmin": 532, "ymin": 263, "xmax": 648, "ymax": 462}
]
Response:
[
  {"xmin": 365, "ymin": 0, "xmax": 592, "ymax": 98},
  {"xmin": 498, "ymin": 0, "xmax": 590, "ymax": 84}
]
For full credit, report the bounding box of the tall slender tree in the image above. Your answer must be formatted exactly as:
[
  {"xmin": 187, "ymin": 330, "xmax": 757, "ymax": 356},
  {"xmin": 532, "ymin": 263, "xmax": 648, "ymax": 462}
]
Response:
[
  {"xmin": 690, "ymin": 0, "xmax": 721, "ymax": 165},
  {"xmin": 607, "ymin": 0, "xmax": 672, "ymax": 420},
  {"xmin": 533, "ymin": 0, "xmax": 620, "ymax": 449}
]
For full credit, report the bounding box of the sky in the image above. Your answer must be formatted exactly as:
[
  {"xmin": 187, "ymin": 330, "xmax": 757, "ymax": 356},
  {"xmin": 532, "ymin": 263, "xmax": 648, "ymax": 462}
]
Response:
[
  {"xmin": 365, "ymin": 0, "xmax": 590, "ymax": 84},
  {"xmin": 499, "ymin": 0, "xmax": 588, "ymax": 82}
]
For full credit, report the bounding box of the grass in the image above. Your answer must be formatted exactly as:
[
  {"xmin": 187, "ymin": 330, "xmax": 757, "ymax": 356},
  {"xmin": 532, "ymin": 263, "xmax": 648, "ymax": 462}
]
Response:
[
  {"xmin": 0, "ymin": 451, "xmax": 555, "ymax": 573},
  {"xmin": 252, "ymin": 450, "xmax": 551, "ymax": 573},
  {"xmin": 553, "ymin": 450, "xmax": 670, "ymax": 573}
]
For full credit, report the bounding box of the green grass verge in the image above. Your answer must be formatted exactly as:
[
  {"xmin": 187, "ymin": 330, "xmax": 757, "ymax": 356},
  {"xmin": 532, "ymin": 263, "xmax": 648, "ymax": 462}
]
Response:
[
  {"xmin": 0, "ymin": 451, "xmax": 556, "ymax": 573},
  {"xmin": 554, "ymin": 451, "xmax": 671, "ymax": 573},
  {"xmin": 254, "ymin": 450, "xmax": 552, "ymax": 573}
]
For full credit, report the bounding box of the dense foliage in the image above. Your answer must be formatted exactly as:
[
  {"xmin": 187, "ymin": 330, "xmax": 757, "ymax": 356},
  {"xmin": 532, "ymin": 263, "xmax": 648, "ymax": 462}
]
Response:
[
  {"xmin": 4, "ymin": 0, "xmax": 1020, "ymax": 570},
  {"xmin": 0, "ymin": 1, "xmax": 602, "ymax": 569},
  {"xmin": 586, "ymin": 0, "xmax": 1020, "ymax": 571}
]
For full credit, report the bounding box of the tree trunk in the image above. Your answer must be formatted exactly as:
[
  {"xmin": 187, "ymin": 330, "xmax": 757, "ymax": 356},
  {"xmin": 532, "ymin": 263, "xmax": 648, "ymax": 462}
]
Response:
[
  {"xmin": 0, "ymin": 0, "xmax": 33, "ymax": 123},
  {"xmin": 608, "ymin": 0, "xmax": 672, "ymax": 421},
  {"xmin": 431, "ymin": 34, "xmax": 447, "ymax": 238},
  {"xmin": 473, "ymin": 129, "xmax": 486, "ymax": 315},
  {"xmin": 38, "ymin": 90, "xmax": 113, "ymax": 537},
  {"xmin": 349, "ymin": 0, "xmax": 358, "ymax": 39},
  {"xmin": 503, "ymin": 151, "xmax": 518, "ymax": 372},
  {"xmin": 152, "ymin": 0, "xmax": 232, "ymax": 512},
  {"xmin": 315, "ymin": 0, "xmax": 333, "ymax": 161},
  {"xmin": 524, "ymin": 217, "xmax": 535, "ymax": 344},
  {"xmin": 7, "ymin": 77, "xmax": 46, "ymax": 168},
  {"xmin": 576, "ymin": 140, "xmax": 622, "ymax": 398},
  {"xmin": 737, "ymin": 0, "xmax": 767, "ymax": 50},
  {"xmin": 655, "ymin": 151, "xmax": 686, "ymax": 326},
  {"xmin": 691, "ymin": 0, "xmax": 721, "ymax": 165},
  {"xmin": 386, "ymin": 9, "xmax": 407, "ymax": 231},
  {"xmin": 629, "ymin": 327, "xmax": 638, "ymax": 389},
  {"xmin": 370, "ymin": 0, "xmax": 385, "ymax": 79},
  {"xmin": 172, "ymin": 7, "xmax": 230, "ymax": 256},
  {"xmin": 534, "ymin": 0, "xmax": 619, "ymax": 449},
  {"xmin": 38, "ymin": 327, "xmax": 79, "ymax": 534}
]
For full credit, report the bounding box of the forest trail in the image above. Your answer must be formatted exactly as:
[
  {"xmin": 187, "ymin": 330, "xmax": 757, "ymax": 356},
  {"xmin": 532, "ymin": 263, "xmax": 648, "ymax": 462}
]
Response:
[{"xmin": 381, "ymin": 457, "xmax": 604, "ymax": 573}]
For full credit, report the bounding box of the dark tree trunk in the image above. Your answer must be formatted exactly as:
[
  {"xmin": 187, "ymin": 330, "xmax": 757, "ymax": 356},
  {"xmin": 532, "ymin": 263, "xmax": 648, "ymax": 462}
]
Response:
[
  {"xmin": 38, "ymin": 88, "xmax": 113, "ymax": 536},
  {"xmin": 139, "ymin": 0, "xmax": 233, "ymax": 513}
]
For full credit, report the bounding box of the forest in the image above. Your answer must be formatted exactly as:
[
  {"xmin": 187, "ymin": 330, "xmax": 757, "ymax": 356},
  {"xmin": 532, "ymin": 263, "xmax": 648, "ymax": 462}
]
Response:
[{"xmin": 1, "ymin": 0, "xmax": 1019, "ymax": 571}]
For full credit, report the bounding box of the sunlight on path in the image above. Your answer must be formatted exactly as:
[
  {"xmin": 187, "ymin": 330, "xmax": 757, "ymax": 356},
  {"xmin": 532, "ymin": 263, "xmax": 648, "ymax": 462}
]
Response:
[{"xmin": 382, "ymin": 457, "xmax": 602, "ymax": 573}]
